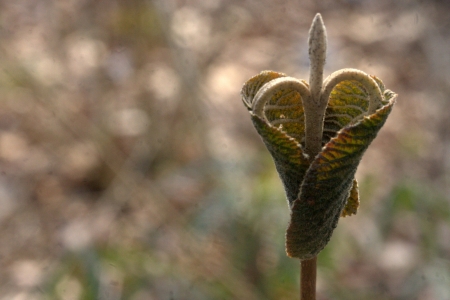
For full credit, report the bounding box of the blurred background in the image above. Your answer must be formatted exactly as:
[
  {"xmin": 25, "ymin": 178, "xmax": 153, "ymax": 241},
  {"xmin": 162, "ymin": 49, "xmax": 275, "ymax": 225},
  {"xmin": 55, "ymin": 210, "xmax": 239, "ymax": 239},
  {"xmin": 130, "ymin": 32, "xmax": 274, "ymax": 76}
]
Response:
[{"xmin": 0, "ymin": 0, "xmax": 449, "ymax": 299}]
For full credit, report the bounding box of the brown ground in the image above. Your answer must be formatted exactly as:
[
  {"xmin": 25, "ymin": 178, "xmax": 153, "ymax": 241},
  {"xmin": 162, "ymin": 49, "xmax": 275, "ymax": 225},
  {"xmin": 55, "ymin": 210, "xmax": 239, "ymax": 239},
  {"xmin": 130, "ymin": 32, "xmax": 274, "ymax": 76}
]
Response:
[{"xmin": 0, "ymin": 0, "xmax": 449, "ymax": 299}]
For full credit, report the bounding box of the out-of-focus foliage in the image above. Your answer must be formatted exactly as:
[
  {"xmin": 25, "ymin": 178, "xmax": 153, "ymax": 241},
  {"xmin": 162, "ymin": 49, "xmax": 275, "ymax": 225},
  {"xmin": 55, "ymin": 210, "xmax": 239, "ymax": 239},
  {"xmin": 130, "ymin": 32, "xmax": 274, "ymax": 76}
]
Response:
[{"xmin": 0, "ymin": 0, "xmax": 449, "ymax": 299}]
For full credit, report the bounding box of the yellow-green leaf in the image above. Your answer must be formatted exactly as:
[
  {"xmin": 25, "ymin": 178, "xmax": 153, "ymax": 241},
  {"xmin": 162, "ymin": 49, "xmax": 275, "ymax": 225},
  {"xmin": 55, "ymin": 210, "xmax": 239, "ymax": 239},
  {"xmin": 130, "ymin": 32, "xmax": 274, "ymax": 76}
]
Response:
[{"xmin": 341, "ymin": 179, "xmax": 359, "ymax": 217}]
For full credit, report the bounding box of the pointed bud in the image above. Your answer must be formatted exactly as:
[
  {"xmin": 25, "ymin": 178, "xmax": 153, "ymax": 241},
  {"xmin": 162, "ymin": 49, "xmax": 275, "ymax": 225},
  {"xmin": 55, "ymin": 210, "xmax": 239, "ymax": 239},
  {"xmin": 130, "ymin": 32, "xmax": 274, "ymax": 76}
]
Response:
[{"xmin": 308, "ymin": 13, "xmax": 327, "ymax": 104}]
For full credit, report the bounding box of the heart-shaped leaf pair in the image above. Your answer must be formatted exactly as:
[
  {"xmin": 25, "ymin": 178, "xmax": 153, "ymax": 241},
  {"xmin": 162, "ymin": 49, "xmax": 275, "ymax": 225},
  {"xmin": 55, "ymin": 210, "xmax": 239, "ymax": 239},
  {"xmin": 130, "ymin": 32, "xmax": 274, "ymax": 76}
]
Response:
[{"xmin": 242, "ymin": 70, "xmax": 396, "ymax": 259}]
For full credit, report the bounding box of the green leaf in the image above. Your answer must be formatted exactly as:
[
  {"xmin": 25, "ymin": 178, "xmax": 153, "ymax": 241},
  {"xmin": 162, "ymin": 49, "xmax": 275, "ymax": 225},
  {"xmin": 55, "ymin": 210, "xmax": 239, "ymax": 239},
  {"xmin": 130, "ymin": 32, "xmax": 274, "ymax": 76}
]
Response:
[
  {"xmin": 251, "ymin": 115, "xmax": 309, "ymax": 205},
  {"xmin": 241, "ymin": 71, "xmax": 287, "ymax": 110},
  {"xmin": 322, "ymin": 76, "xmax": 389, "ymax": 219},
  {"xmin": 286, "ymin": 97, "xmax": 396, "ymax": 259},
  {"xmin": 242, "ymin": 71, "xmax": 311, "ymax": 205},
  {"xmin": 323, "ymin": 80, "xmax": 371, "ymax": 144},
  {"xmin": 242, "ymin": 71, "xmax": 307, "ymax": 144}
]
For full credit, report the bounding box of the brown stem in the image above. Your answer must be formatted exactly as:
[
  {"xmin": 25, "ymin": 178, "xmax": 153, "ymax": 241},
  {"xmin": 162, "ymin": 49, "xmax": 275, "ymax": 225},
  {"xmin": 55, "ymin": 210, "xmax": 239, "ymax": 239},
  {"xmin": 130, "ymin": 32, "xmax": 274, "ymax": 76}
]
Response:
[{"xmin": 300, "ymin": 256, "xmax": 317, "ymax": 300}]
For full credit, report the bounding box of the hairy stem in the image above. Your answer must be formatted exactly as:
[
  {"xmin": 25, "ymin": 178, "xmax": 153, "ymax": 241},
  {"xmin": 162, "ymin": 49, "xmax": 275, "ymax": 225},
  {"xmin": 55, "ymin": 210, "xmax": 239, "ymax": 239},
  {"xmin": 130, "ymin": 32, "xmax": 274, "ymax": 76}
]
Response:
[{"xmin": 301, "ymin": 257, "xmax": 317, "ymax": 300}]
